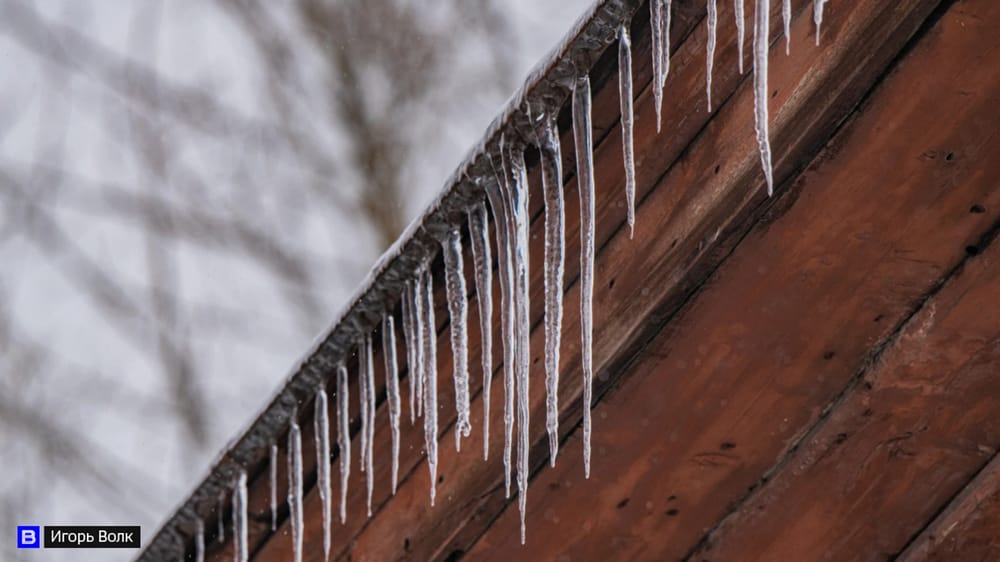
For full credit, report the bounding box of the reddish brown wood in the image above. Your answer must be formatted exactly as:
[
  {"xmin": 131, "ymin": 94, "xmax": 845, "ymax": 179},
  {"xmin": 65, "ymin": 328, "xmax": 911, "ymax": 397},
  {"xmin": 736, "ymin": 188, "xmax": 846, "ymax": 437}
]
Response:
[
  {"xmin": 897, "ymin": 454, "xmax": 1000, "ymax": 562},
  {"xmin": 461, "ymin": 1, "xmax": 1000, "ymax": 560},
  {"xmin": 215, "ymin": 0, "xmax": 1000, "ymax": 561},
  {"xmin": 692, "ymin": 220, "xmax": 1000, "ymax": 558}
]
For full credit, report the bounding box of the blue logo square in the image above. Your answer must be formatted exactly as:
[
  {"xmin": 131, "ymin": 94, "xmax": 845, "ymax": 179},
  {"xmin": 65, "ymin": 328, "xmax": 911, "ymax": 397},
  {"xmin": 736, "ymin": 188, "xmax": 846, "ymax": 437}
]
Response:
[{"xmin": 17, "ymin": 526, "xmax": 40, "ymax": 548}]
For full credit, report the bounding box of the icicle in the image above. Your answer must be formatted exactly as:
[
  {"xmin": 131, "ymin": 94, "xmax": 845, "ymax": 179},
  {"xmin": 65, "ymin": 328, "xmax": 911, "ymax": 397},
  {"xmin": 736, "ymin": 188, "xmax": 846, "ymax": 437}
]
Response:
[
  {"xmin": 232, "ymin": 470, "xmax": 248, "ymax": 562},
  {"xmin": 314, "ymin": 387, "xmax": 331, "ymax": 561},
  {"xmin": 468, "ymin": 203, "xmax": 493, "ymax": 461},
  {"xmin": 269, "ymin": 443, "xmax": 277, "ymax": 531},
  {"xmin": 412, "ymin": 278, "xmax": 426, "ymax": 420},
  {"xmin": 536, "ymin": 114, "xmax": 565, "ymax": 466},
  {"xmin": 501, "ymin": 135, "xmax": 531, "ymax": 545},
  {"xmin": 363, "ymin": 332, "xmax": 375, "ymax": 516},
  {"xmin": 287, "ymin": 414, "xmax": 303, "ymax": 562},
  {"xmin": 336, "ymin": 364, "xmax": 350, "ymax": 524},
  {"xmin": 357, "ymin": 344, "xmax": 368, "ymax": 474},
  {"xmin": 754, "ymin": 0, "xmax": 775, "ymax": 195},
  {"xmin": 783, "ymin": 0, "xmax": 792, "ymax": 55},
  {"xmin": 194, "ymin": 518, "xmax": 205, "ymax": 562},
  {"xmin": 484, "ymin": 159, "xmax": 516, "ymax": 498},
  {"xmin": 735, "ymin": 0, "xmax": 746, "ymax": 73},
  {"xmin": 442, "ymin": 227, "xmax": 471, "ymax": 452},
  {"xmin": 216, "ymin": 491, "xmax": 225, "ymax": 544},
  {"xmin": 573, "ymin": 75, "xmax": 596, "ymax": 480},
  {"xmin": 401, "ymin": 280, "xmax": 417, "ymax": 425},
  {"xmin": 650, "ymin": 0, "xmax": 664, "ymax": 131},
  {"xmin": 664, "ymin": 0, "xmax": 673, "ymax": 81},
  {"xmin": 814, "ymin": 0, "xmax": 826, "ymax": 45},
  {"xmin": 420, "ymin": 266, "xmax": 439, "ymax": 506},
  {"xmin": 706, "ymin": 0, "xmax": 718, "ymax": 112},
  {"xmin": 383, "ymin": 314, "xmax": 401, "ymax": 494},
  {"xmin": 619, "ymin": 24, "xmax": 636, "ymax": 241}
]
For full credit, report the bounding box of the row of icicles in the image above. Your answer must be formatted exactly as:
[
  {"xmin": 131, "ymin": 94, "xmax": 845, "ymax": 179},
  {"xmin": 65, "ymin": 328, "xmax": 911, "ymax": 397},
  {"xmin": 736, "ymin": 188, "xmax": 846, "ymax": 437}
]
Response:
[{"xmin": 186, "ymin": 1, "xmax": 830, "ymax": 560}]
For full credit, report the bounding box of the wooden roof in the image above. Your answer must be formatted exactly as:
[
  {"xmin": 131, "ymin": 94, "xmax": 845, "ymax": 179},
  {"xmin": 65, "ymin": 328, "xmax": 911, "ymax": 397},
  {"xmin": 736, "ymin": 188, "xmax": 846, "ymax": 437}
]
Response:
[{"xmin": 144, "ymin": 0, "xmax": 1000, "ymax": 560}]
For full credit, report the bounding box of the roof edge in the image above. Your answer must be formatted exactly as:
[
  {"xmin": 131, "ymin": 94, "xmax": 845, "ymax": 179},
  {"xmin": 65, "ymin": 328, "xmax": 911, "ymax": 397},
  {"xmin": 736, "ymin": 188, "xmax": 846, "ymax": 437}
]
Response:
[{"xmin": 139, "ymin": 0, "xmax": 640, "ymax": 558}]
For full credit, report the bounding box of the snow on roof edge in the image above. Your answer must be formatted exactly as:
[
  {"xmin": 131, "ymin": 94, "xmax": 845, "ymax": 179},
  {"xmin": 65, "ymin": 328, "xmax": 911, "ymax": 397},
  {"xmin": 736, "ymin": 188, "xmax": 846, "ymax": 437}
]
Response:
[{"xmin": 138, "ymin": 0, "xmax": 638, "ymax": 558}]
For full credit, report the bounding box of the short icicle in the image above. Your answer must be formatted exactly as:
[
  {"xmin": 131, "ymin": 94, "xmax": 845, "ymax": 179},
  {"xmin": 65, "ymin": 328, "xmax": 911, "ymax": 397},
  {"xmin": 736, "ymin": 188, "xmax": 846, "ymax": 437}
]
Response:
[
  {"xmin": 288, "ymin": 413, "xmax": 304, "ymax": 562},
  {"xmin": 783, "ymin": 0, "xmax": 792, "ymax": 54},
  {"xmin": 383, "ymin": 314, "xmax": 401, "ymax": 494},
  {"xmin": 216, "ymin": 491, "xmax": 224, "ymax": 544},
  {"xmin": 573, "ymin": 74, "xmax": 597, "ymax": 480},
  {"xmin": 420, "ymin": 265, "xmax": 439, "ymax": 506},
  {"xmin": 269, "ymin": 443, "xmax": 278, "ymax": 531},
  {"xmin": 468, "ymin": 203, "xmax": 493, "ymax": 461},
  {"xmin": 336, "ymin": 364, "xmax": 351, "ymax": 524},
  {"xmin": 484, "ymin": 161, "xmax": 516, "ymax": 497},
  {"xmin": 502, "ymin": 137, "xmax": 531, "ymax": 545},
  {"xmin": 232, "ymin": 470, "xmax": 248, "ymax": 562},
  {"xmin": 650, "ymin": 0, "xmax": 664, "ymax": 131},
  {"xmin": 618, "ymin": 24, "xmax": 636, "ymax": 240},
  {"xmin": 314, "ymin": 386, "xmax": 332, "ymax": 561},
  {"xmin": 664, "ymin": 0, "xmax": 673, "ymax": 81},
  {"xmin": 363, "ymin": 332, "xmax": 376, "ymax": 516},
  {"xmin": 537, "ymin": 113, "xmax": 564, "ymax": 466},
  {"xmin": 706, "ymin": 0, "xmax": 717, "ymax": 112},
  {"xmin": 194, "ymin": 518, "xmax": 205, "ymax": 562},
  {"xmin": 814, "ymin": 0, "xmax": 827, "ymax": 45},
  {"xmin": 442, "ymin": 227, "xmax": 471, "ymax": 451},
  {"xmin": 735, "ymin": 0, "xmax": 746, "ymax": 73},
  {"xmin": 753, "ymin": 0, "xmax": 775, "ymax": 195}
]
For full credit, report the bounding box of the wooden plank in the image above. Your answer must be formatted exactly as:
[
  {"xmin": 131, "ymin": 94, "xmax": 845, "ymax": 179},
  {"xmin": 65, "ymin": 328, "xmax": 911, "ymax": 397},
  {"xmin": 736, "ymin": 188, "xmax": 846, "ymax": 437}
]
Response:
[
  {"xmin": 459, "ymin": 0, "xmax": 1000, "ymax": 560},
  {"xmin": 328, "ymin": 0, "xmax": 951, "ymax": 560},
  {"xmin": 896, "ymin": 454, "xmax": 1000, "ymax": 562},
  {"xmin": 692, "ymin": 227, "xmax": 1000, "ymax": 559},
  {"xmin": 240, "ymin": 2, "xmax": 944, "ymax": 559},
  {"xmin": 245, "ymin": 3, "xmax": 708, "ymax": 561}
]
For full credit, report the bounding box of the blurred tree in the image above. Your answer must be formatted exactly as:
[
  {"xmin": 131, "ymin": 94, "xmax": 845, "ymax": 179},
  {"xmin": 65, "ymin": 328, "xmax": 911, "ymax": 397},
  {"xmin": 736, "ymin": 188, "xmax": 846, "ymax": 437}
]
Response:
[{"xmin": 0, "ymin": 0, "xmax": 586, "ymax": 556}]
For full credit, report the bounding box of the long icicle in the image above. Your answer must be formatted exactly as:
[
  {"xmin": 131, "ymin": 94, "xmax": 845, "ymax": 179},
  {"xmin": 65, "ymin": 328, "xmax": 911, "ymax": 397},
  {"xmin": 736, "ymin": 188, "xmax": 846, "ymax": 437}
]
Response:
[
  {"xmin": 735, "ymin": 0, "xmax": 746, "ymax": 73},
  {"xmin": 383, "ymin": 314, "xmax": 401, "ymax": 494},
  {"xmin": 783, "ymin": 0, "xmax": 792, "ymax": 54},
  {"xmin": 269, "ymin": 443, "xmax": 277, "ymax": 532},
  {"xmin": 420, "ymin": 266, "xmax": 439, "ymax": 505},
  {"xmin": 484, "ymin": 163, "xmax": 516, "ymax": 497},
  {"xmin": 442, "ymin": 227, "xmax": 471, "ymax": 451},
  {"xmin": 314, "ymin": 386, "xmax": 331, "ymax": 561},
  {"xmin": 357, "ymin": 341, "xmax": 368, "ymax": 475},
  {"xmin": 537, "ymin": 114, "xmax": 564, "ymax": 466},
  {"xmin": 619, "ymin": 24, "xmax": 636, "ymax": 240},
  {"xmin": 502, "ymin": 137, "xmax": 531, "ymax": 544},
  {"xmin": 287, "ymin": 413, "xmax": 303, "ymax": 562},
  {"xmin": 363, "ymin": 332, "xmax": 375, "ymax": 516},
  {"xmin": 194, "ymin": 518, "xmax": 205, "ymax": 562},
  {"xmin": 814, "ymin": 0, "xmax": 826, "ymax": 45},
  {"xmin": 412, "ymin": 278, "xmax": 426, "ymax": 419},
  {"xmin": 754, "ymin": 0, "xmax": 775, "ymax": 195},
  {"xmin": 468, "ymin": 202, "xmax": 493, "ymax": 461},
  {"xmin": 573, "ymin": 74, "xmax": 596, "ymax": 480},
  {"xmin": 336, "ymin": 364, "xmax": 350, "ymax": 524},
  {"xmin": 232, "ymin": 470, "xmax": 248, "ymax": 562},
  {"xmin": 706, "ymin": 0, "xmax": 717, "ymax": 112},
  {"xmin": 401, "ymin": 279, "xmax": 417, "ymax": 425},
  {"xmin": 650, "ymin": 0, "xmax": 664, "ymax": 131}
]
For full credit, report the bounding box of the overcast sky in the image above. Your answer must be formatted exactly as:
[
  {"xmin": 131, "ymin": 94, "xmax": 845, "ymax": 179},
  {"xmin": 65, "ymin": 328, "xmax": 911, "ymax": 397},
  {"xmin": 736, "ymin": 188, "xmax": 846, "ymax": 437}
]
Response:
[{"xmin": 0, "ymin": 1, "xmax": 592, "ymax": 560}]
